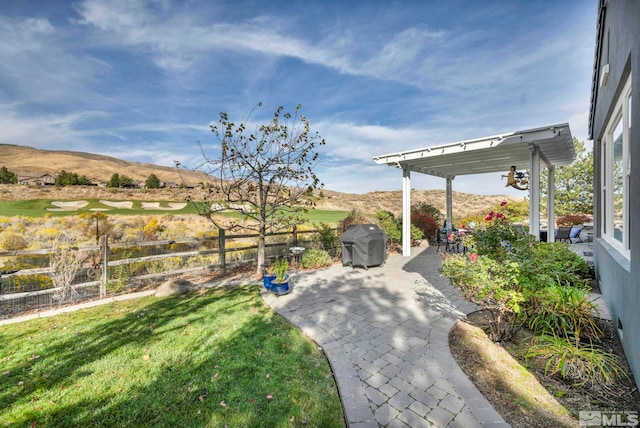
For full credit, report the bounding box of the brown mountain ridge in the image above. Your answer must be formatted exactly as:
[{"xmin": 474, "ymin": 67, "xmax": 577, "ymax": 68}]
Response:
[
  {"xmin": 0, "ymin": 143, "xmax": 209, "ymax": 187},
  {"xmin": 0, "ymin": 144, "xmax": 518, "ymax": 217}
]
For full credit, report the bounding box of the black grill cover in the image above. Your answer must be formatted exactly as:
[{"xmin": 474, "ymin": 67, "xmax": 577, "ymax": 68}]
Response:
[{"xmin": 340, "ymin": 224, "xmax": 388, "ymax": 269}]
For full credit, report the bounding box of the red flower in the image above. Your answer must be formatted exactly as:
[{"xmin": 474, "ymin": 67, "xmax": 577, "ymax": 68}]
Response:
[
  {"xmin": 500, "ymin": 201, "xmax": 507, "ymax": 206},
  {"xmin": 469, "ymin": 253, "xmax": 478, "ymax": 261}
]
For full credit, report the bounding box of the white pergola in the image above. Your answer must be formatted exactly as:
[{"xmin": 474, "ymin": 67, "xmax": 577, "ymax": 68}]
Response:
[{"xmin": 373, "ymin": 123, "xmax": 576, "ymax": 256}]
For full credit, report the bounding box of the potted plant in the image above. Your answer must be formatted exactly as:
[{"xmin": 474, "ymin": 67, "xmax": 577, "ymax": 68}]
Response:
[
  {"xmin": 270, "ymin": 257, "xmax": 290, "ymax": 295},
  {"xmin": 261, "ymin": 262, "xmax": 277, "ymax": 290}
]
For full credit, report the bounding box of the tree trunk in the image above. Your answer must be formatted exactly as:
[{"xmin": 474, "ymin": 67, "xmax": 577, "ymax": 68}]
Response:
[{"xmin": 257, "ymin": 223, "xmax": 266, "ymax": 276}]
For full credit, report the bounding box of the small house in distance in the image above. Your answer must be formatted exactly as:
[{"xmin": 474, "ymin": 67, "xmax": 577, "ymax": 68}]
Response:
[{"xmin": 16, "ymin": 172, "xmax": 56, "ymax": 186}]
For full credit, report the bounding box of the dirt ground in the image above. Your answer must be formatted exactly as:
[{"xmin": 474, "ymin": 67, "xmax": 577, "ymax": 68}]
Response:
[{"xmin": 449, "ymin": 310, "xmax": 640, "ymax": 428}]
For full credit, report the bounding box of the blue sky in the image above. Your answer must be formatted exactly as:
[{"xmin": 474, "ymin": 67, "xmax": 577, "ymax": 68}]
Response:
[{"xmin": 0, "ymin": 0, "xmax": 597, "ymax": 195}]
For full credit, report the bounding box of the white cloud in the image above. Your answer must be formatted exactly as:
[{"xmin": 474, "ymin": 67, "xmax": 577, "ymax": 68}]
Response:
[
  {"xmin": 0, "ymin": 1, "xmax": 597, "ymax": 196},
  {"xmin": 73, "ymin": 0, "xmax": 345, "ymax": 73},
  {"xmin": 0, "ymin": 16, "xmax": 106, "ymax": 106},
  {"xmin": 0, "ymin": 108, "xmax": 104, "ymax": 147}
]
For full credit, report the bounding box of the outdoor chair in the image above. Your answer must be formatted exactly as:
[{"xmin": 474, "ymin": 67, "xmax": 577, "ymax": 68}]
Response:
[
  {"xmin": 555, "ymin": 226, "xmax": 573, "ymax": 242},
  {"xmin": 436, "ymin": 230, "xmax": 460, "ymax": 252},
  {"xmin": 569, "ymin": 225, "xmax": 583, "ymax": 243}
]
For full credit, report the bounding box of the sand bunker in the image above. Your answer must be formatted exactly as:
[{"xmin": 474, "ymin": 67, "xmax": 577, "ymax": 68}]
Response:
[
  {"xmin": 210, "ymin": 203, "xmax": 249, "ymax": 211},
  {"xmin": 47, "ymin": 200, "xmax": 90, "ymax": 211},
  {"xmin": 99, "ymin": 200, "xmax": 134, "ymax": 209},
  {"xmin": 44, "ymin": 200, "xmax": 187, "ymax": 212},
  {"xmin": 141, "ymin": 202, "xmax": 188, "ymax": 210}
]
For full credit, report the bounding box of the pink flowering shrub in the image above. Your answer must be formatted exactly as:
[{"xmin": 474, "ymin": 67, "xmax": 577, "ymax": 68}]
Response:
[
  {"xmin": 441, "ymin": 202, "xmax": 592, "ymax": 343},
  {"xmin": 464, "ymin": 202, "xmax": 533, "ymax": 260}
]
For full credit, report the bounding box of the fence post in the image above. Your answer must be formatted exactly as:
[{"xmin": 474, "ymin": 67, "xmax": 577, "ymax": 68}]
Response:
[
  {"xmin": 218, "ymin": 228, "xmax": 226, "ymax": 276},
  {"xmin": 292, "ymin": 225, "xmax": 298, "ymax": 246},
  {"xmin": 100, "ymin": 235, "xmax": 108, "ymax": 298}
]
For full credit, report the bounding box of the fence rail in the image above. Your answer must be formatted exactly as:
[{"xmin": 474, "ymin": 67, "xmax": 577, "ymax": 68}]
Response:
[{"xmin": 0, "ymin": 227, "xmax": 327, "ymax": 319}]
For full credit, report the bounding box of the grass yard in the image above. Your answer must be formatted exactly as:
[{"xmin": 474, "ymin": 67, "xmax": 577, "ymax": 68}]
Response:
[{"xmin": 0, "ymin": 285, "xmax": 345, "ymax": 427}]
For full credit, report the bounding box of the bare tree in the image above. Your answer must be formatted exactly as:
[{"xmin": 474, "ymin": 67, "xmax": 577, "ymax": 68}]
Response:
[
  {"xmin": 189, "ymin": 103, "xmax": 325, "ymax": 275},
  {"xmin": 50, "ymin": 234, "xmax": 88, "ymax": 304}
]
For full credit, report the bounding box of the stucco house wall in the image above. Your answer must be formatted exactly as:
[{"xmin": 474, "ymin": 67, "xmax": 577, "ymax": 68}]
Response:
[{"xmin": 589, "ymin": 0, "xmax": 640, "ymax": 389}]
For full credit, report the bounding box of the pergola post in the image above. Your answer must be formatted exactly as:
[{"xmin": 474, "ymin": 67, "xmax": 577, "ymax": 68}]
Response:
[
  {"xmin": 547, "ymin": 166, "xmax": 556, "ymax": 241},
  {"xmin": 402, "ymin": 166, "xmax": 411, "ymax": 256},
  {"xmin": 446, "ymin": 177, "xmax": 453, "ymax": 230},
  {"xmin": 529, "ymin": 146, "xmax": 541, "ymax": 240}
]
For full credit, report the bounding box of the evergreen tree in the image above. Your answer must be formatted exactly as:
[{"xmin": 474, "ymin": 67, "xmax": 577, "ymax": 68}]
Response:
[
  {"xmin": 108, "ymin": 173, "xmax": 120, "ymax": 188},
  {"xmin": 541, "ymin": 138, "xmax": 593, "ymax": 216},
  {"xmin": 0, "ymin": 166, "xmax": 17, "ymax": 184},
  {"xmin": 119, "ymin": 175, "xmax": 134, "ymax": 188},
  {"xmin": 55, "ymin": 170, "xmax": 81, "ymax": 186},
  {"xmin": 145, "ymin": 174, "xmax": 161, "ymax": 189}
]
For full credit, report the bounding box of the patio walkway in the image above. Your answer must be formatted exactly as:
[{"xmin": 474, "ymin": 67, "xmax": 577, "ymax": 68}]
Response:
[{"xmin": 261, "ymin": 246, "xmax": 508, "ymax": 427}]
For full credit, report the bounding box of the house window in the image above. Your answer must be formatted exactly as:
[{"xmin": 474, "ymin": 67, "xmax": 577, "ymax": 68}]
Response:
[{"xmin": 601, "ymin": 74, "xmax": 632, "ymax": 256}]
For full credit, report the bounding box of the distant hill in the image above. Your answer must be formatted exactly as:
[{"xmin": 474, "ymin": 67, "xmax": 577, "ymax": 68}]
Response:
[
  {"xmin": 0, "ymin": 144, "xmax": 210, "ymax": 187},
  {"xmin": 0, "ymin": 144, "xmax": 519, "ymax": 218}
]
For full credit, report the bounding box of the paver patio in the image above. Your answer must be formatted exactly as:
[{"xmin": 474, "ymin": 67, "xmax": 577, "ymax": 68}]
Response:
[{"xmin": 261, "ymin": 246, "xmax": 509, "ymax": 427}]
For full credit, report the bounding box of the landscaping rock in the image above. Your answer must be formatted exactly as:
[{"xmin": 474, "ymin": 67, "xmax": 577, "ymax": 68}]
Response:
[{"xmin": 155, "ymin": 278, "xmax": 193, "ymax": 297}]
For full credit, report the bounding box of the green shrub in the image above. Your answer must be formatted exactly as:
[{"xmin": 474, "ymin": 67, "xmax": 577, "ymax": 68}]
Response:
[
  {"xmin": 523, "ymin": 283, "xmax": 602, "ymax": 339},
  {"xmin": 375, "ymin": 210, "xmax": 400, "ymax": 242},
  {"xmin": 300, "ymin": 249, "xmax": 333, "ymax": 269},
  {"xmin": 338, "ymin": 209, "xmax": 371, "ymax": 235},
  {"xmin": 463, "ymin": 204, "xmax": 590, "ymax": 290},
  {"xmin": 441, "ymin": 253, "xmax": 524, "ymax": 341},
  {"xmin": 526, "ymin": 335, "xmax": 625, "ymax": 388},
  {"xmin": 464, "ymin": 219, "xmax": 534, "ymax": 261},
  {"xmin": 185, "ymin": 254, "xmax": 217, "ymax": 268},
  {"xmin": 10, "ymin": 273, "xmax": 53, "ymax": 293},
  {"xmin": 273, "ymin": 257, "xmax": 289, "ymax": 283},
  {"xmin": 497, "ymin": 199, "xmax": 529, "ymax": 223},
  {"xmin": 148, "ymin": 256, "xmax": 184, "ymax": 274},
  {"xmin": 314, "ymin": 223, "xmax": 340, "ymax": 257},
  {"xmin": 374, "ymin": 210, "xmax": 422, "ymax": 248},
  {"xmin": 515, "ymin": 242, "xmax": 590, "ymax": 290},
  {"xmin": 440, "ymin": 201, "xmax": 605, "ymax": 391}
]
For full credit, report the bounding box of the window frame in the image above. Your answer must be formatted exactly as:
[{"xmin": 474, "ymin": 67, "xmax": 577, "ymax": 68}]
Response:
[{"xmin": 601, "ymin": 74, "xmax": 632, "ymax": 257}]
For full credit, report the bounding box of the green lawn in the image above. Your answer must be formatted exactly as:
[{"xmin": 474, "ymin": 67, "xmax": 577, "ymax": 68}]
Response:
[
  {"xmin": 0, "ymin": 286, "xmax": 345, "ymax": 427},
  {"xmin": 0, "ymin": 199, "xmax": 349, "ymax": 224}
]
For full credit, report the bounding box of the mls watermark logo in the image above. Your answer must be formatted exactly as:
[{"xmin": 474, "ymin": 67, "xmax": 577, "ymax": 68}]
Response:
[{"xmin": 579, "ymin": 410, "xmax": 639, "ymax": 427}]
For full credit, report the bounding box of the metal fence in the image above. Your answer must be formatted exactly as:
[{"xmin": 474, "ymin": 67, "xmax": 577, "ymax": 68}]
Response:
[{"xmin": 0, "ymin": 227, "xmax": 327, "ymax": 319}]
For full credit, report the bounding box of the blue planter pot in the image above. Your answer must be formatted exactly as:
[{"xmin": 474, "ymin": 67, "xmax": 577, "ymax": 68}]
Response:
[
  {"xmin": 270, "ymin": 281, "xmax": 289, "ymax": 295},
  {"xmin": 263, "ymin": 274, "xmax": 277, "ymax": 290},
  {"xmin": 270, "ymin": 275, "xmax": 290, "ymax": 295}
]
